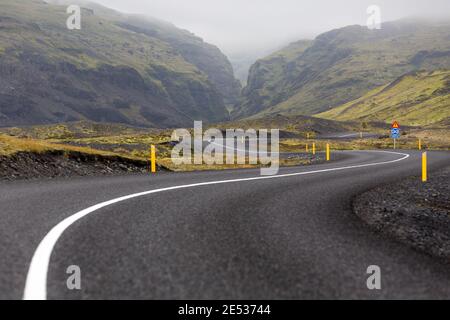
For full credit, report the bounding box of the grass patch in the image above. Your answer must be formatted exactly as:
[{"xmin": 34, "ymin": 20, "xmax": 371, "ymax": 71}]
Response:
[
  {"xmin": 0, "ymin": 134, "xmax": 143, "ymax": 161},
  {"xmin": 317, "ymin": 70, "xmax": 450, "ymax": 126}
]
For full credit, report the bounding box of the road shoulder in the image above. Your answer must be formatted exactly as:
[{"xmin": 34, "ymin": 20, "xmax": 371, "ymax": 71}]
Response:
[{"xmin": 353, "ymin": 166, "xmax": 450, "ymax": 262}]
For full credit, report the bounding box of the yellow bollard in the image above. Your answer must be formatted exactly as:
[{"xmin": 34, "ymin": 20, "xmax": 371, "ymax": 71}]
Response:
[
  {"xmin": 326, "ymin": 143, "xmax": 330, "ymax": 161},
  {"xmin": 306, "ymin": 144, "xmax": 309, "ymax": 153},
  {"xmin": 422, "ymin": 152, "xmax": 427, "ymax": 182},
  {"xmin": 150, "ymin": 145, "xmax": 156, "ymax": 173},
  {"xmin": 418, "ymin": 139, "xmax": 422, "ymax": 150},
  {"xmin": 312, "ymin": 143, "xmax": 316, "ymax": 155}
]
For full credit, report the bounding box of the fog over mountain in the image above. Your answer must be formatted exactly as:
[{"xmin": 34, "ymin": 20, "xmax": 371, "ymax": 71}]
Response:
[
  {"xmin": 91, "ymin": 0, "xmax": 450, "ymax": 54},
  {"xmin": 90, "ymin": 0, "xmax": 450, "ymax": 81}
]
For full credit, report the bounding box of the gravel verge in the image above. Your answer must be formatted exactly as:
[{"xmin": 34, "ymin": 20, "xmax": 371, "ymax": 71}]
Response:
[
  {"xmin": 354, "ymin": 167, "xmax": 450, "ymax": 261},
  {"xmin": 0, "ymin": 151, "xmax": 162, "ymax": 181}
]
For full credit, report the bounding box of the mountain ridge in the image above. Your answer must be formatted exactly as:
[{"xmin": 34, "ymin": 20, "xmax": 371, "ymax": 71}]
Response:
[{"xmin": 234, "ymin": 19, "xmax": 450, "ymax": 120}]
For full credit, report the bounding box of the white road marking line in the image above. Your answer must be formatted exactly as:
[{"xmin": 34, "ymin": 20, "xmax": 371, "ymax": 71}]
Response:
[
  {"xmin": 23, "ymin": 150, "xmax": 410, "ymax": 300},
  {"xmin": 338, "ymin": 133, "xmax": 359, "ymax": 138}
]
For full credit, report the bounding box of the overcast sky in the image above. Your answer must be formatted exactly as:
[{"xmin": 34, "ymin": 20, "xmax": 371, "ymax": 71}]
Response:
[{"xmin": 91, "ymin": 0, "xmax": 450, "ymax": 56}]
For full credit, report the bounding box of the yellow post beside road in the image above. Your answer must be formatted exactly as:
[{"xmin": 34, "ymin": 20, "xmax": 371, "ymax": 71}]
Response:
[
  {"xmin": 418, "ymin": 139, "xmax": 422, "ymax": 150},
  {"xmin": 422, "ymin": 152, "xmax": 427, "ymax": 182},
  {"xmin": 150, "ymin": 145, "xmax": 156, "ymax": 173},
  {"xmin": 312, "ymin": 143, "xmax": 316, "ymax": 155},
  {"xmin": 326, "ymin": 143, "xmax": 330, "ymax": 161},
  {"xmin": 306, "ymin": 144, "xmax": 309, "ymax": 153}
]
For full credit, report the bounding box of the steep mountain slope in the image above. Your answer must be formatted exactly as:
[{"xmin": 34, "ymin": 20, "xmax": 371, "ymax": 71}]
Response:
[
  {"xmin": 0, "ymin": 0, "xmax": 239, "ymax": 128},
  {"xmin": 235, "ymin": 40, "xmax": 313, "ymax": 117},
  {"xmin": 234, "ymin": 19, "xmax": 450, "ymax": 119},
  {"xmin": 316, "ymin": 70, "xmax": 450, "ymax": 126},
  {"xmin": 89, "ymin": 5, "xmax": 242, "ymax": 107}
]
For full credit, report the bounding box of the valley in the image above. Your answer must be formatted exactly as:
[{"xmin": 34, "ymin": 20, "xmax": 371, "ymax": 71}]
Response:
[{"xmin": 0, "ymin": 0, "xmax": 448, "ymax": 139}]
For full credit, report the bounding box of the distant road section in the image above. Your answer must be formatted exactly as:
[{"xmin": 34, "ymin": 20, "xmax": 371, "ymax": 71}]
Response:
[{"xmin": 318, "ymin": 132, "xmax": 381, "ymax": 140}]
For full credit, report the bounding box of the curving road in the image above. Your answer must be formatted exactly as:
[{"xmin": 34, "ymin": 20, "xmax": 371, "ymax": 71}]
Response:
[{"xmin": 1, "ymin": 150, "xmax": 450, "ymax": 300}]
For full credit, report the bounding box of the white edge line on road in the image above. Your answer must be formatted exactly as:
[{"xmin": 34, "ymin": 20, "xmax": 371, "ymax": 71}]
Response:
[{"xmin": 23, "ymin": 150, "xmax": 410, "ymax": 300}]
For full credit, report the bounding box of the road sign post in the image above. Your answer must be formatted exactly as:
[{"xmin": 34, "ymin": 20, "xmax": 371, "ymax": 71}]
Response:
[{"xmin": 390, "ymin": 121, "xmax": 400, "ymax": 149}]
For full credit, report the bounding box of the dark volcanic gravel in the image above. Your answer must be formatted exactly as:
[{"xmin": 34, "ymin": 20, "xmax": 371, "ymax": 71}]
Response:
[
  {"xmin": 354, "ymin": 167, "xmax": 450, "ymax": 261},
  {"xmin": 0, "ymin": 151, "xmax": 160, "ymax": 181}
]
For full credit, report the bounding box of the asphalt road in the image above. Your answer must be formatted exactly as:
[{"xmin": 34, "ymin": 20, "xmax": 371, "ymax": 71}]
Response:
[{"xmin": 1, "ymin": 150, "xmax": 450, "ymax": 300}]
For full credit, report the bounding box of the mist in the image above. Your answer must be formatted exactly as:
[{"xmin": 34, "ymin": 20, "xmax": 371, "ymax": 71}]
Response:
[{"xmin": 89, "ymin": 0, "xmax": 450, "ymax": 56}]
